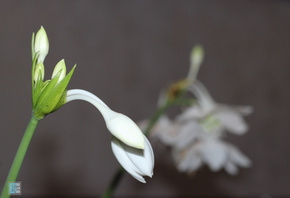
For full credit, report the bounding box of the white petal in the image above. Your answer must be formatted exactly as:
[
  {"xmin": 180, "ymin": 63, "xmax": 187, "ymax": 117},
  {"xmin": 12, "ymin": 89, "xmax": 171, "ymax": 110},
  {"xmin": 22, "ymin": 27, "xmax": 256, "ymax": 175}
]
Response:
[
  {"xmin": 190, "ymin": 81, "xmax": 216, "ymax": 112},
  {"xmin": 216, "ymin": 109, "xmax": 249, "ymax": 135},
  {"xmin": 111, "ymin": 137, "xmax": 146, "ymax": 183},
  {"xmin": 188, "ymin": 155, "xmax": 202, "ymax": 172},
  {"xmin": 198, "ymin": 139, "xmax": 227, "ymax": 171},
  {"xmin": 224, "ymin": 161, "xmax": 238, "ymax": 175},
  {"xmin": 125, "ymin": 135, "xmax": 154, "ymax": 177},
  {"xmin": 151, "ymin": 116, "xmax": 179, "ymax": 146},
  {"xmin": 174, "ymin": 121, "xmax": 202, "ymax": 150},
  {"xmin": 227, "ymin": 144, "xmax": 251, "ymax": 167},
  {"xmin": 176, "ymin": 106, "xmax": 204, "ymax": 122},
  {"xmin": 174, "ymin": 146, "xmax": 202, "ymax": 172},
  {"xmin": 224, "ymin": 105, "xmax": 253, "ymax": 115},
  {"xmin": 150, "ymin": 116, "xmax": 173, "ymax": 137},
  {"xmin": 106, "ymin": 112, "xmax": 145, "ymax": 149},
  {"xmin": 156, "ymin": 131, "xmax": 177, "ymax": 146}
]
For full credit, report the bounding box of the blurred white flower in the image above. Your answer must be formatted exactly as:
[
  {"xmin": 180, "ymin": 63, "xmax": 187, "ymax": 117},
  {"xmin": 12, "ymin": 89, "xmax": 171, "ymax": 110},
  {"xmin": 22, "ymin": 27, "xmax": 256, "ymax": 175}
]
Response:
[
  {"xmin": 177, "ymin": 81, "xmax": 253, "ymax": 135},
  {"xmin": 148, "ymin": 81, "xmax": 252, "ymax": 175},
  {"xmin": 172, "ymin": 138, "xmax": 251, "ymax": 175}
]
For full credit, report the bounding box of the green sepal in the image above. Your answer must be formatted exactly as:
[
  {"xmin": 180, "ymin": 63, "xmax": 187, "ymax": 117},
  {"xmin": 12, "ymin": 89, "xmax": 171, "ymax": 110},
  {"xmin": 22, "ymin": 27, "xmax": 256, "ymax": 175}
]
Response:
[
  {"xmin": 32, "ymin": 69, "xmax": 44, "ymax": 108},
  {"xmin": 33, "ymin": 71, "xmax": 61, "ymax": 118},
  {"xmin": 53, "ymin": 90, "xmax": 67, "ymax": 112},
  {"xmin": 46, "ymin": 65, "xmax": 76, "ymax": 113},
  {"xmin": 42, "ymin": 80, "xmax": 50, "ymax": 91},
  {"xmin": 172, "ymin": 97, "xmax": 196, "ymax": 107},
  {"xmin": 33, "ymin": 65, "xmax": 76, "ymax": 119},
  {"xmin": 31, "ymin": 52, "xmax": 41, "ymax": 107},
  {"xmin": 31, "ymin": 32, "xmax": 35, "ymax": 61}
]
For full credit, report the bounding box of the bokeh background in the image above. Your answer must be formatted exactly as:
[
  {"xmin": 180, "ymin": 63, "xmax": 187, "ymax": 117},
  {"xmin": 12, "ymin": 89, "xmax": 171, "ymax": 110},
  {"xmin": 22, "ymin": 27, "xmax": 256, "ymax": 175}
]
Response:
[{"xmin": 1, "ymin": 1, "xmax": 290, "ymax": 197}]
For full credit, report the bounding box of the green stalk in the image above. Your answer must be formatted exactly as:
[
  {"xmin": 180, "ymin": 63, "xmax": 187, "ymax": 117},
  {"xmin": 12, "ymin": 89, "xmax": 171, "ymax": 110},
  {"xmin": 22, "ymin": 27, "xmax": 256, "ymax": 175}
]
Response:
[
  {"xmin": 101, "ymin": 101, "xmax": 171, "ymax": 198},
  {"xmin": 0, "ymin": 116, "xmax": 39, "ymax": 198}
]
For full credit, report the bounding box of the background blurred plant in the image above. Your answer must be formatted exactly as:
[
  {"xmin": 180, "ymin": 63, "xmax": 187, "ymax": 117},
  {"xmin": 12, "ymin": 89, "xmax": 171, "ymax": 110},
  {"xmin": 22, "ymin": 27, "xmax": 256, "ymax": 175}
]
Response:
[
  {"xmin": 104, "ymin": 45, "xmax": 252, "ymax": 197},
  {"xmin": 141, "ymin": 45, "xmax": 252, "ymax": 176}
]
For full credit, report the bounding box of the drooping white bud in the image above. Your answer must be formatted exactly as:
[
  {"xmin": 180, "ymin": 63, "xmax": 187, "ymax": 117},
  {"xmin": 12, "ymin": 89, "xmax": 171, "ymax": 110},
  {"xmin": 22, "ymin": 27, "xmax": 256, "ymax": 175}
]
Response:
[
  {"xmin": 66, "ymin": 89, "xmax": 145, "ymax": 149},
  {"xmin": 105, "ymin": 112, "xmax": 145, "ymax": 149}
]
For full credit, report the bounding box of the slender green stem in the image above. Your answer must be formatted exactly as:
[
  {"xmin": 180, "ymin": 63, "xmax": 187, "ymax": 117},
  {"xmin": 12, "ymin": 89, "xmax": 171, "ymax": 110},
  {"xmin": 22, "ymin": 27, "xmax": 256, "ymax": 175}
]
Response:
[
  {"xmin": 101, "ymin": 101, "xmax": 171, "ymax": 198},
  {"xmin": 1, "ymin": 116, "xmax": 39, "ymax": 198},
  {"xmin": 101, "ymin": 167, "xmax": 124, "ymax": 198}
]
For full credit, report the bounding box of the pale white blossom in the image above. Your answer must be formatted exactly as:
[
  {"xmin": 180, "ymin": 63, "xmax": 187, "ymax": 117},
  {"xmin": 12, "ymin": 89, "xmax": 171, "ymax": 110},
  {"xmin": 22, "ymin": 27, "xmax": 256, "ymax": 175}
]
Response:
[
  {"xmin": 172, "ymin": 138, "xmax": 251, "ymax": 175},
  {"xmin": 148, "ymin": 81, "xmax": 252, "ymax": 175},
  {"xmin": 177, "ymin": 81, "xmax": 253, "ymax": 135}
]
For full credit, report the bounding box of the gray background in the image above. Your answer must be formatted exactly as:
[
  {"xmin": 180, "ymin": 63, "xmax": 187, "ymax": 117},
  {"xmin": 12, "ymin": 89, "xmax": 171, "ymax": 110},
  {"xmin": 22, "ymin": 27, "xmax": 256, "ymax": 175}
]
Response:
[{"xmin": 0, "ymin": 1, "xmax": 290, "ymax": 197}]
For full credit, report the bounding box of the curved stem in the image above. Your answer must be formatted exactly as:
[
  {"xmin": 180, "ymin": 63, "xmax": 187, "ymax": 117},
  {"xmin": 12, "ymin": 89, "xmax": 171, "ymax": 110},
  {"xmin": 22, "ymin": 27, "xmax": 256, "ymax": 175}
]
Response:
[
  {"xmin": 101, "ymin": 101, "xmax": 171, "ymax": 198},
  {"xmin": 1, "ymin": 116, "xmax": 39, "ymax": 198},
  {"xmin": 67, "ymin": 89, "xmax": 146, "ymax": 149},
  {"xmin": 66, "ymin": 89, "xmax": 111, "ymax": 119}
]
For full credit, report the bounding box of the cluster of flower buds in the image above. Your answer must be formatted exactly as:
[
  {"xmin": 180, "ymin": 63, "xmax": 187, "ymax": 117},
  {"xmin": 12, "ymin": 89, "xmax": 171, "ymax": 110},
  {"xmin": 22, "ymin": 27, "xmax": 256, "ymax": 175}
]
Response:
[{"xmin": 31, "ymin": 26, "xmax": 75, "ymax": 119}]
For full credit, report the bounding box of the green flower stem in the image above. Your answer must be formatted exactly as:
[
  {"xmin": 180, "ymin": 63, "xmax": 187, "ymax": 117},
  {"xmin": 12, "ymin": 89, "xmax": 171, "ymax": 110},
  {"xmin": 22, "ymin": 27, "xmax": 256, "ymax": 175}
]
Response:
[
  {"xmin": 1, "ymin": 116, "xmax": 39, "ymax": 198},
  {"xmin": 101, "ymin": 101, "xmax": 171, "ymax": 198}
]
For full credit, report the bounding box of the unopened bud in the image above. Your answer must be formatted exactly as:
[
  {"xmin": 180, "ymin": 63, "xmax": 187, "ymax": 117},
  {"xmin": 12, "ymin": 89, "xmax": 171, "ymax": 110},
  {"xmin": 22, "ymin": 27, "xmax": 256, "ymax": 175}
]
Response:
[
  {"xmin": 52, "ymin": 59, "xmax": 67, "ymax": 83},
  {"xmin": 34, "ymin": 26, "xmax": 49, "ymax": 63},
  {"xmin": 187, "ymin": 45, "xmax": 204, "ymax": 82},
  {"xmin": 34, "ymin": 62, "xmax": 45, "ymax": 82},
  {"xmin": 190, "ymin": 45, "xmax": 204, "ymax": 67}
]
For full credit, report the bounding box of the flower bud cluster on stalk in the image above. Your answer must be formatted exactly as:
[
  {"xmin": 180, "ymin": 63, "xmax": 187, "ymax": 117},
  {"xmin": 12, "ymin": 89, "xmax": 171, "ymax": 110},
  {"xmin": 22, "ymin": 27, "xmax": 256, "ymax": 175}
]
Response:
[{"xmin": 30, "ymin": 26, "xmax": 154, "ymax": 182}]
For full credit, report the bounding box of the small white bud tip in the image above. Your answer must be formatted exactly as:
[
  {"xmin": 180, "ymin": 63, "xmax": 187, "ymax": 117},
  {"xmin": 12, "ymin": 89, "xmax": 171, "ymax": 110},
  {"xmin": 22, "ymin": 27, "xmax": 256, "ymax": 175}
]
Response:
[
  {"xmin": 190, "ymin": 45, "xmax": 204, "ymax": 66},
  {"xmin": 52, "ymin": 59, "xmax": 67, "ymax": 83},
  {"xmin": 34, "ymin": 62, "xmax": 45, "ymax": 82}
]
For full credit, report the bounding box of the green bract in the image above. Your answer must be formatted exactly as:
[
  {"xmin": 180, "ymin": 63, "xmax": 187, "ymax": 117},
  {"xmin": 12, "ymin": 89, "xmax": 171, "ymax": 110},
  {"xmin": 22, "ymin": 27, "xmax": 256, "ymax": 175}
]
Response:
[{"xmin": 31, "ymin": 28, "xmax": 75, "ymax": 120}]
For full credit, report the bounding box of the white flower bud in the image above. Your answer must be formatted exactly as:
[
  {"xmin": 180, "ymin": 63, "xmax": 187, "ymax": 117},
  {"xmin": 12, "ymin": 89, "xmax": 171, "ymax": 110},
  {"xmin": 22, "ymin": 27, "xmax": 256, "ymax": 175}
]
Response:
[
  {"xmin": 52, "ymin": 59, "xmax": 67, "ymax": 83},
  {"xmin": 187, "ymin": 45, "xmax": 204, "ymax": 82},
  {"xmin": 105, "ymin": 112, "xmax": 145, "ymax": 149},
  {"xmin": 111, "ymin": 135, "xmax": 154, "ymax": 183},
  {"xmin": 34, "ymin": 62, "xmax": 45, "ymax": 82},
  {"xmin": 34, "ymin": 26, "xmax": 49, "ymax": 63},
  {"xmin": 190, "ymin": 45, "xmax": 204, "ymax": 67},
  {"xmin": 66, "ymin": 89, "xmax": 145, "ymax": 149}
]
